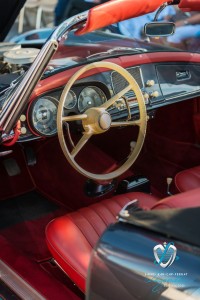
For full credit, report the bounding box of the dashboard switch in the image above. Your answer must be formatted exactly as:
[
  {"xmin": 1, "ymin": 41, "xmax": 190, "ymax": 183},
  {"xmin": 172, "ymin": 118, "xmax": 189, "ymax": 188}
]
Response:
[
  {"xmin": 21, "ymin": 127, "xmax": 27, "ymax": 135},
  {"xmin": 20, "ymin": 114, "xmax": 26, "ymax": 122}
]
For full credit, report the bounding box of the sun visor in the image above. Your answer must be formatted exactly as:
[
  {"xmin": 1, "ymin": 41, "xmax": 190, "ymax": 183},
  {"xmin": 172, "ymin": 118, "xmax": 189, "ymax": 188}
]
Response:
[
  {"xmin": 75, "ymin": 0, "xmax": 172, "ymax": 35},
  {"xmin": 179, "ymin": 0, "xmax": 200, "ymax": 11}
]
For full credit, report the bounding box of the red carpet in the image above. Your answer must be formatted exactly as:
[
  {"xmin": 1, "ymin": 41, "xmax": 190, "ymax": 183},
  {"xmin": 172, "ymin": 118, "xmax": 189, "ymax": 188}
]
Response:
[{"xmin": 0, "ymin": 191, "xmax": 82, "ymax": 299}]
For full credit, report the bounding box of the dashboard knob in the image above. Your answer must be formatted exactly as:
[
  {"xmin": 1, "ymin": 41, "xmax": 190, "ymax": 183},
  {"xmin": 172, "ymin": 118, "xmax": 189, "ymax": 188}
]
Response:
[
  {"xmin": 146, "ymin": 80, "xmax": 155, "ymax": 87},
  {"xmin": 20, "ymin": 114, "xmax": 26, "ymax": 122},
  {"xmin": 150, "ymin": 91, "xmax": 159, "ymax": 98},
  {"xmin": 21, "ymin": 127, "xmax": 27, "ymax": 134}
]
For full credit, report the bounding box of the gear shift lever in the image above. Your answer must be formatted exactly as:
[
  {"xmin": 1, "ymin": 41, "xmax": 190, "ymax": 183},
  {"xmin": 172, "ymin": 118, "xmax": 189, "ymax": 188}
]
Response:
[{"xmin": 166, "ymin": 177, "xmax": 173, "ymax": 196}]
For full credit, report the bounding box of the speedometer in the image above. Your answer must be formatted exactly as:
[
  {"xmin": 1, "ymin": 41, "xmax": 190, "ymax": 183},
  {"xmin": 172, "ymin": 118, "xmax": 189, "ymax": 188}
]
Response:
[
  {"xmin": 78, "ymin": 86, "xmax": 107, "ymax": 113},
  {"xmin": 64, "ymin": 90, "xmax": 77, "ymax": 109},
  {"xmin": 29, "ymin": 96, "xmax": 57, "ymax": 136}
]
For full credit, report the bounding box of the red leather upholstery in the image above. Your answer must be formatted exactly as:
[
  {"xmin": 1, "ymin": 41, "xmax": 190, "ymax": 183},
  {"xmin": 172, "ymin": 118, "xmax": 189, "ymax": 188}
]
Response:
[
  {"xmin": 152, "ymin": 187, "xmax": 200, "ymax": 210},
  {"xmin": 175, "ymin": 166, "xmax": 200, "ymax": 192},
  {"xmin": 46, "ymin": 188, "xmax": 200, "ymax": 292},
  {"xmin": 46, "ymin": 192, "xmax": 159, "ymax": 292}
]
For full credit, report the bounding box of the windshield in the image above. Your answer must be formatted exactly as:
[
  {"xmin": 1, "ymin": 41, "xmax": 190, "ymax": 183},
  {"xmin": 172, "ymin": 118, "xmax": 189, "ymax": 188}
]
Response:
[
  {"xmin": 46, "ymin": 5, "xmax": 200, "ymax": 74},
  {"xmin": 47, "ymin": 29, "xmax": 180, "ymax": 74}
]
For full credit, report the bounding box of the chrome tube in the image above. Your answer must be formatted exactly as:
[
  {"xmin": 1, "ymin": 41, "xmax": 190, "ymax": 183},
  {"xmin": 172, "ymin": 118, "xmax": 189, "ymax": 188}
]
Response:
[
  {"xmin": 153, "ymin": 2, "xmax": 168, "ymax": 21},
  {"xmin": 0, "ymin": 11, "xmax": 88, "ymax": 134}
]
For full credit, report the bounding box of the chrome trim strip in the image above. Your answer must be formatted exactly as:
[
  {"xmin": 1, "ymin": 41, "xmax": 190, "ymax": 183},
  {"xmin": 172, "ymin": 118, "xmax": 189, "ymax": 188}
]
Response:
[
  {"xmin": 17, "ymin": 136, "xmax": 41, "ymax": 142},
  {"xmin": 164, "ymin": 90, "xmax": 200, "ymax": 101},
  {"xmin": 0, "ymin": 259, "xmax": 45, "ymax": 299},
  {"xmin": 0, "ymin": 12, "xmax": 88, "ymax": 134}
]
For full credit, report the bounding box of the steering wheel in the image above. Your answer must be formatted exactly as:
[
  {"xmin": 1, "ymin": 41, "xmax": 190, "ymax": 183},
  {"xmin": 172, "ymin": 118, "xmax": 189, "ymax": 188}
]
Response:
[{"xmin": 57, "ymin": 61, "xmax": 147, "ymax": 181}]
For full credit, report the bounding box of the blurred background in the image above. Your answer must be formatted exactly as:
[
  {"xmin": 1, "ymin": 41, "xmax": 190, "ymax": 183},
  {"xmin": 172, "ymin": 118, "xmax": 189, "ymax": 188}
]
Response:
[{"xmin": 5, "ymin": 0, "xmax": 200, "ymax": 52}]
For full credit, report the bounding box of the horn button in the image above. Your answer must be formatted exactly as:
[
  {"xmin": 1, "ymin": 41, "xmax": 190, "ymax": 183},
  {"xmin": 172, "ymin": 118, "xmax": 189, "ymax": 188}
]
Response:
[
  {"xmin": 83, "ymin": 108, "xmax": 112, "ymax": 134},
  {"xmin": 99, "ymin": 112, "xmax": 111, "ymax": 130}
]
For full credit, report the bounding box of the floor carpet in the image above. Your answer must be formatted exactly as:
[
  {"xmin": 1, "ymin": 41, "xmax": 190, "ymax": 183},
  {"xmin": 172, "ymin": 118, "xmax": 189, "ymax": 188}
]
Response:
[
  {"xmin": 0, "ymin": 191, "xmax": 67, "ymax": 261},
  {"xmin": 0, "ymin": 191, "xmax": 82, "ymax": 299}
]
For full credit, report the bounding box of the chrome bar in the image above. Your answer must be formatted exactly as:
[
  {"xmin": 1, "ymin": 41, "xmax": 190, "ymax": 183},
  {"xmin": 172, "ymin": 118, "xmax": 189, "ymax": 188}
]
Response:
[
  {"xmin": 0, "ymin": 259, "xmax": 45, "ymax": 300},
  {"xmin": 0, "ymin": 11, "xmax": 88, "ymax": 134},
  {"xmin": 153, "ymin": 2, "xmax": 168, "ymax": 21}
]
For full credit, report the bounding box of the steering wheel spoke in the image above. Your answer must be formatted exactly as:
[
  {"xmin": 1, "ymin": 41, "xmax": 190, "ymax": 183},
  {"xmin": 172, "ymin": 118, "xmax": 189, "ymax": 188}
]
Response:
[
  {"xmin": 100, "ymin": 85, "xmax": 132, "ymax": 110},
  {"xmin": 111, "ymin": 119, "xmax": 141, "ymax": 128},
  {"xmin": 71, "ymin": 132, "xmax": 92, "ymax": 158},
  {"xmin": 62, "ymin": 114, "xmax": 88, "ymax": 122}
]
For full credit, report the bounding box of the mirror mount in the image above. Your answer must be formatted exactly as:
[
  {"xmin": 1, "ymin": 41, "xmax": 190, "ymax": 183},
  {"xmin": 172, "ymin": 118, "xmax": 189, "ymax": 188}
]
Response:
[
  {"xmin": 153, "ymin": 2, "xmax": 168, "ymax": 21},
  {"xmin": 144, "ymin": 2, "xmax": 175, "ymax": 38}
]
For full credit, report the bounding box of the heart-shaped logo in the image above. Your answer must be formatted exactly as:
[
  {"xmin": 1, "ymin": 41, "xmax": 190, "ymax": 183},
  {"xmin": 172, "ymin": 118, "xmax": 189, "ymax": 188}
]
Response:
[{"xmin": 153, "ymin": 242, "xmax": 178, "ymax": 268}]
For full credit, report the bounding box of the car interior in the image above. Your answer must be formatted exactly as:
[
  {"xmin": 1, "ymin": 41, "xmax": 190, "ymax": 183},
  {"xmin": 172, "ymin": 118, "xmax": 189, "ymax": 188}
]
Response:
[{"xmin": 0, "ymin": 0, "xmax": 200, "ymax": 299}]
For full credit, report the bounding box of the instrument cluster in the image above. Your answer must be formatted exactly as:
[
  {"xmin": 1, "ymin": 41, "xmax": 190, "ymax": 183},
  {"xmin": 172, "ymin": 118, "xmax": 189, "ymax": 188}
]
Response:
[{"xmin": 28, "ymin": 85, "xmax": 108, "ymax": 137}]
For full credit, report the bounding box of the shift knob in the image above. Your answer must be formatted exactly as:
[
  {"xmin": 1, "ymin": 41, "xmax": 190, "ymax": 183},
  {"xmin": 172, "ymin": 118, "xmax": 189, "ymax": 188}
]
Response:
[{"xmin": 166, "ymin": 177, "xmax": 173, "ymax": 196}]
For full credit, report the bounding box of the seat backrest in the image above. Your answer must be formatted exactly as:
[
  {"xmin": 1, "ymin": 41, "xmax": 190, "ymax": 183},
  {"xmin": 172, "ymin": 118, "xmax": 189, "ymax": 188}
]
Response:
[
  {"xmin": 152, "ymin": 187, "xmax": 200, "ymax": 210},
  {"xmin": 175, "ymin": 166, "xmax": 200, "ymax": 192}
]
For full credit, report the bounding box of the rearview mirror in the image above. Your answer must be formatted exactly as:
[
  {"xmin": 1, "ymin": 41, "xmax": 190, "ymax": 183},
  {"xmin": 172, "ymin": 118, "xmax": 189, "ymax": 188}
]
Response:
[{"xmin": 144, "ymin": 22, "xmax": 175, "ymax": 37}]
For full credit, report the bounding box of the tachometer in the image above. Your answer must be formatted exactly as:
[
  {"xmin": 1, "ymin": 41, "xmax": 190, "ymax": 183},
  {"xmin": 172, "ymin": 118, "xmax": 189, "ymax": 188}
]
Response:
[
  {"xmin": 78, "ymin": 86, "xmax": 107, "ymax": 113},
  {"xmin": 64, "ymin": 90, "xmax": 77, "ymax": 109},
  {"xmin": 29, "ymin": 96, "xmax": 57, "ymax": 136}
]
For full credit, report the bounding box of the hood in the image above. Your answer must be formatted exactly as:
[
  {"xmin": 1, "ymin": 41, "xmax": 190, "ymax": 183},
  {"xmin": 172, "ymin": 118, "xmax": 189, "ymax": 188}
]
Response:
[{"xmin": 0, "ymin": 0, "xmax": 26, "ymax": 41}]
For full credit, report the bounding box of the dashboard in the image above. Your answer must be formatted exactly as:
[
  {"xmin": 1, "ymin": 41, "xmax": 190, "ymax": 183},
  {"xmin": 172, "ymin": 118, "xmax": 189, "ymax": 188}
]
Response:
[
  {"xmin": 27, "ymin": 84, "xmax": 109, "ymax": 137},
  {"xmin": 4, "ymin": 60, "xmax": 200, "ymax": 143}
]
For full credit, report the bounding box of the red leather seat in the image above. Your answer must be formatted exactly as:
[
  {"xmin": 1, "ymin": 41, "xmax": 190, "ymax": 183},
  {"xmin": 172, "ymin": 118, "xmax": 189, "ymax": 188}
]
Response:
[
  {"xmin": 175, "ymin": 166, "xmax": 200, "ymax": 192},
  {"xmin": 46, "ymin": 188, "xmax": 200, "ymax": 293},
  {"xmin": 46, "ymin": 192, "xmax": 159, "ymax": 292},
  {"xmin": 152, "ymin": 187, "xmax": 200, "ymax": 209}
]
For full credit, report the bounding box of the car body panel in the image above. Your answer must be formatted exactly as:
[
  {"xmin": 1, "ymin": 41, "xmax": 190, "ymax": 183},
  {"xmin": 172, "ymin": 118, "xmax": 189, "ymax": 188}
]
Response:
[{"xmin": 87, "ymin": 221, "xmax": 200, "ymax": 299}]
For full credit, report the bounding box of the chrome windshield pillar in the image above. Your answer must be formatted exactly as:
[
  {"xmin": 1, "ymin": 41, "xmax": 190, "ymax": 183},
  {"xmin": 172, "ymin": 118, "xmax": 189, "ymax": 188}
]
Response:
[{"xmin": 0, "ymin": 11, "xmax": 88, "ymax": 134}]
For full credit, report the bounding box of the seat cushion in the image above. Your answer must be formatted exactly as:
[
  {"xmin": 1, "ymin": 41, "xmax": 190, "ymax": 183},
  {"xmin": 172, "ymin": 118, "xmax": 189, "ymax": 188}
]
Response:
[
  {"xmin": 175, "ymin": 166, "xmax": 200, "ymax": 192},
  {"xmin": 46, "ymin": 192, "xmax": 159, "ymax": 292}
]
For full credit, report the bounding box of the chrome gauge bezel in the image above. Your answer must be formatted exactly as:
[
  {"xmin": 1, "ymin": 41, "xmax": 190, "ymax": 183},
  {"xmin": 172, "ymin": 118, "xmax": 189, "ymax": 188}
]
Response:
[
  {"xmin": 29, "ymin": 96, "xmax": 58, "ymax": 137},
  {"xmin": 64, "ymin": 90, "xmax": 77, "ymax": 110},
  {"xmin": 78, "ymin": 86, "xmax": 107, "ymax": 113}
]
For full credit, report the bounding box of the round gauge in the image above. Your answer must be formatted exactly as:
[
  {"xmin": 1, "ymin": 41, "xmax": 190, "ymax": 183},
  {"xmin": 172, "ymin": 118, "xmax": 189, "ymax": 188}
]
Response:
[
  {"xmin": 30, "ymin": 96, "xmax": 57, "ymax": 136},
  {"xmin": 78, "ymin": 86, "xmax": 107, "ymax": 113},
  {"xmin": 64, "ymin": 90, "xmax": 77, "ymax": 109}
]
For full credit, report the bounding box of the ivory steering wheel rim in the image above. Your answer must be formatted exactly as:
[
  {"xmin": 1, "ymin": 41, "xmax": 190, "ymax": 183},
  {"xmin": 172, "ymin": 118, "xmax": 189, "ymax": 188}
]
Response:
[{"xmin": 57, "ymin": 61, "xmax": 147, "ymax": 181}]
